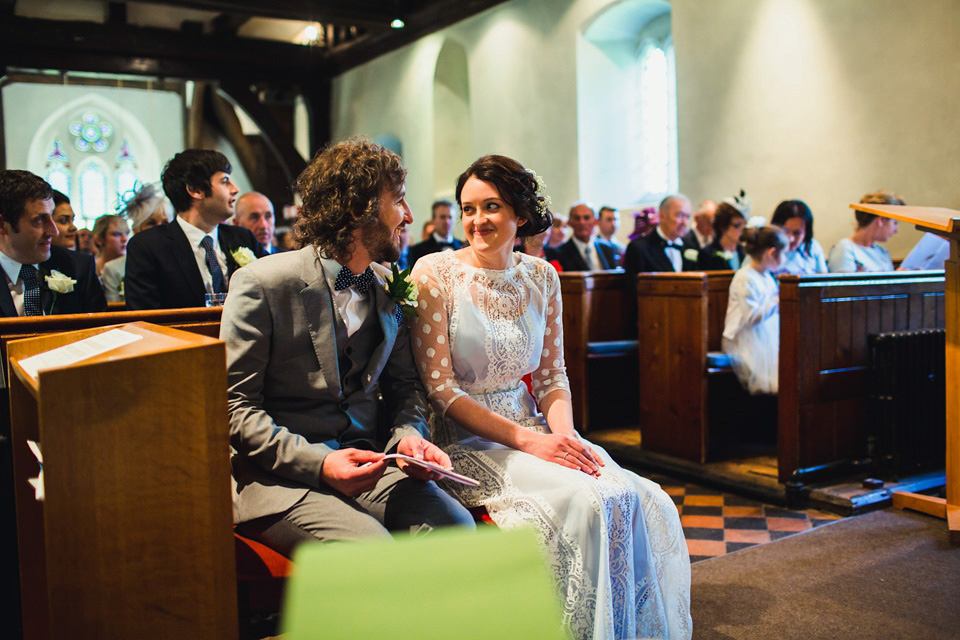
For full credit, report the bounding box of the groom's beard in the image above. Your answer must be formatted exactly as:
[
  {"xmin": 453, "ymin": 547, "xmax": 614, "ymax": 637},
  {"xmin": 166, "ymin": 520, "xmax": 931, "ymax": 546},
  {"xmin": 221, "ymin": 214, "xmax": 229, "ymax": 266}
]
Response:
[{"xmin": 363, "ymin": 219, "xmax": 401, "ymax": 264}]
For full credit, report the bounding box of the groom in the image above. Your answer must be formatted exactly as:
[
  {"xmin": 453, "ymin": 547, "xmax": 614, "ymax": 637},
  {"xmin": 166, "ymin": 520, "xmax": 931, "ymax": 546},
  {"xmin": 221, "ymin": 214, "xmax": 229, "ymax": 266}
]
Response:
[{"xmin": 222, "ymin": 138, "xmax": 473, "ymax": 554}]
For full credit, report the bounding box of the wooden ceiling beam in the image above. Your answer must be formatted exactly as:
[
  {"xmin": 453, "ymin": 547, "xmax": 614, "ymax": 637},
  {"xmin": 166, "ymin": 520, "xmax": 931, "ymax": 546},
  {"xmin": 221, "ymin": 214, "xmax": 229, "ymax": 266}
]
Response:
[
  {"xmin": 112, "ymin": 0, "xmax": 398, "ymax": 30},
  {"xmin": 329, "ymin": 0, "xmax": 510, "ymax": 73},
  {"xmin": 0, "ymin": 16, "xmax": 334, "ymax": 83}
]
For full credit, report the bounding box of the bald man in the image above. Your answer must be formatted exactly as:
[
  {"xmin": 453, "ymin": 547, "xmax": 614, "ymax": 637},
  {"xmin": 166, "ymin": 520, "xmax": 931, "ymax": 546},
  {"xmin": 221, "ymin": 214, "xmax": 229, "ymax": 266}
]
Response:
[
  {"xmin": 683, "ymin": 199, "xmax": 717, "ymax": 250},
  {"xmin": 623, "ymin": 194, "xmax": 698, "ymax": 278},
  {"xmin": 556, "ymin": 202, "xmax": 620, "ymax": 271},
  {"xmin": 234, "ymin": 191, "xmax": 277, "ymax": 255}
]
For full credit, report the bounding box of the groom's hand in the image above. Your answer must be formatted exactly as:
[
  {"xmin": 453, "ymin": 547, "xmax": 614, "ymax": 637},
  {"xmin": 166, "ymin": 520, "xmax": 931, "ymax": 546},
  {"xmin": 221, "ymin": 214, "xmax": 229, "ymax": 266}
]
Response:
[
  {"xmin": 396, "ymin": 435, "xmax": 451, "ymax": 482},
  {"xmin": 320, "ymin": 449, "xmax": 387, "ymax": 496}
]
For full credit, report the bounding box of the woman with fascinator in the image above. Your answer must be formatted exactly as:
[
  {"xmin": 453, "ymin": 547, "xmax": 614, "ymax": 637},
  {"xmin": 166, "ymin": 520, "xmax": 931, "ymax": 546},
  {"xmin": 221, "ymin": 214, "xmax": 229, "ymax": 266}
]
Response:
[
  {"xmin": 410, "ymin": 156, "xmax": 691, "ymax": 640},
  {"xmin": 101, "ymin": 183, "xmax": 174, "ymax": 302}
]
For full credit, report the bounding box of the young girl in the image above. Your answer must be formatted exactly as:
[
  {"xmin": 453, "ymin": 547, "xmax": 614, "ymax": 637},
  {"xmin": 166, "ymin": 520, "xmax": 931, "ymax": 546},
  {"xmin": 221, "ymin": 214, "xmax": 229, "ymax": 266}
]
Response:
[{"xmin": 722, "ymin": 226, "xmax": 787, "ymax": 394}]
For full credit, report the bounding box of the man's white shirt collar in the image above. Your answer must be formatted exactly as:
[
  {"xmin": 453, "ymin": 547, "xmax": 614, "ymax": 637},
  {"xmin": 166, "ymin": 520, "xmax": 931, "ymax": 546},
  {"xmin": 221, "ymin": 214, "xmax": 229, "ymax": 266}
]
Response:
[
  {"xmin": 656, "ymin": 226, "xmax": 683, "ymax": 248},
  {"xmin": 0, "ymin": 247, "xmax": 38, "ymax": 285},
  {"xmin": 177, "ymin": 215, "xmax": 220, "ymax": 249}
]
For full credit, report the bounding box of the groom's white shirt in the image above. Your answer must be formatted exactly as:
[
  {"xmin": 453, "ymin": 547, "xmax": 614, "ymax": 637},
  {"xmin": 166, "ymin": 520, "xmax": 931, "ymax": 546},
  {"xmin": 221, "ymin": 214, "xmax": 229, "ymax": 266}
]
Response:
[{"xmin": 320, "ymin": 254, "xmax": 370, "ymax": 337}]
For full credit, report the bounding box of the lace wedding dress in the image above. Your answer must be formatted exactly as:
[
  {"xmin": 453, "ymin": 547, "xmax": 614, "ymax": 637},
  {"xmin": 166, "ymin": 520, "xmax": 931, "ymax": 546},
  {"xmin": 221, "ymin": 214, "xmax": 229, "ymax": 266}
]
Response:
[{"xmin": 410, "ymin": 250, "xmax": 691, "ymax": 640}]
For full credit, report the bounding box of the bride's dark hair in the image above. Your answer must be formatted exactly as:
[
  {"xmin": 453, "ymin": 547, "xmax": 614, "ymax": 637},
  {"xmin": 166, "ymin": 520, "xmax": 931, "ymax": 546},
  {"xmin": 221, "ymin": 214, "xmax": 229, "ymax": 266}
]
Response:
[{"xmin": 455, "ymin": 155, "xmax": 553, "ymax": 238}]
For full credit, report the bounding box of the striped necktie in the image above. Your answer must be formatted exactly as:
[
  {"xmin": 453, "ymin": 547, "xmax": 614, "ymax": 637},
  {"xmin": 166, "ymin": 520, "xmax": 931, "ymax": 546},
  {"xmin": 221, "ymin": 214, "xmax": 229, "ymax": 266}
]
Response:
[{"xmin": 200, "ymin": 236, "xmax": 226, "ymax": 294}]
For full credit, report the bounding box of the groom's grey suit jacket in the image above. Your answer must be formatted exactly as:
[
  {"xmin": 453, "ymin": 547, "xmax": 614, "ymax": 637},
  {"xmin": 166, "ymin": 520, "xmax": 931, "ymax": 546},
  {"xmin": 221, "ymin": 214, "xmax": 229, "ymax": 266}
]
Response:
[{"xmin": 221, "ymin": 246, "xmax": 430, "ymax": 523}]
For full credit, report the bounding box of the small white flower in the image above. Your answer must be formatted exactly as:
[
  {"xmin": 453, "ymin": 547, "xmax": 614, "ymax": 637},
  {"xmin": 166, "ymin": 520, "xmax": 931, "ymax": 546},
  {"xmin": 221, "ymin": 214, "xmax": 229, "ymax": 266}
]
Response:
[
  {"xmin": 45, "ymin": 270, "xmax": 76, "ymax": 294},
  {"xmin": 231, "ymin": 247, "xmax": 257, "ymax": 267},
  {"xmin": 683, "ymin": 248, "xmax": 699, "ymax": 262}
]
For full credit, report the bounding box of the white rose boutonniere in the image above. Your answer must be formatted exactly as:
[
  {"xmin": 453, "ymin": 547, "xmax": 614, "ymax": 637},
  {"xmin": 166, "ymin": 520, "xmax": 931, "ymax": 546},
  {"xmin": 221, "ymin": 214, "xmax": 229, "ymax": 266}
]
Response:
[
  {"xmin": 683, "ymin": 248, "xmax": 699, "ymax": 263},
  {"xmin": 43, "ymin": 269, "xmax": 77, "ymax": 314},
  {"xmin": 231, "ymin": 247, "xmax": 257, "ymax": 268},
  {"xmin": 384, "ymin": 263, "xmax": 419, "ymax": 323}
]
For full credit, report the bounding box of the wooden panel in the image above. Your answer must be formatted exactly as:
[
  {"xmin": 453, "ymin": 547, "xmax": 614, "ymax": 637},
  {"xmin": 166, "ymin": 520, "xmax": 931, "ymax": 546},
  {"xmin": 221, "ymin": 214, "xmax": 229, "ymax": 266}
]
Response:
[
  {"xmin": 9, "ymin": 324, "xmax": 237, "ymax": 639},
  {"xmin": 705, "ymin": 271, "xmax": 734, "ymax": 352},
  {"xmin": 778, "ymin": 271, "xmax": 946, "ymax": 483},
  {"xmin": 636, "ymin": 273, "xmax": 709, "ymax": 462}
]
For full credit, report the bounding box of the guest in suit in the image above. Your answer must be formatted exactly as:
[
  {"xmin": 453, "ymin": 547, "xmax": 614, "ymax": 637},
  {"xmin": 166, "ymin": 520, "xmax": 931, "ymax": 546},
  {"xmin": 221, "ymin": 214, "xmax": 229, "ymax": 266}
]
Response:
[
  {"xmin": 623, "ymin": 194, "xmax": 697, "ymax": 278},
  {"xmin": 124, "ymin": 150, "xmax": 263, "ymax": 310},
  {"xmin": 222, "ymin": 137, "xmax": 473, "ymax": 554},
  {"xmin": 101, "ymin": 183, "xmax": 174, "ymax": 303},
  {"xmin": 697, "ymin": 201, "xmax": 746, "ymax": 270},
  {"xmin": 0, "ymin": 170, "xmax": 106, "ymax": 317},
  {"xmin": 406, "ymin": 199, "xmax": 464, "ymax": 268},
  {"xmin": 556, "ymin": 203, "xmax": 620, "ymax": 270},
  {"xmin": 683, "ymin": 199, "xmax": 717, "ymax": 250},
  {"xmin": 233, "ymin": 191, "xmax": 277, "ymax": 255},
  {"xmin": 51, "ymin": 190, "xmax": 78, "ymax": 250},
  {"xmin": 597, "ymin": 205, "xmax": 625, "ymax": 254}
]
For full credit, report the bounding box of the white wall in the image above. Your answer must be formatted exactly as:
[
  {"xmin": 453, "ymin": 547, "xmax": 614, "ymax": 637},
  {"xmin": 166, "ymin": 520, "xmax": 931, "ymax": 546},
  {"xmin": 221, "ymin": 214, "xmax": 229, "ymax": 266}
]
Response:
[{"xmin": 330, "ymin": 0, "xmax": 960, "ymax": 256}]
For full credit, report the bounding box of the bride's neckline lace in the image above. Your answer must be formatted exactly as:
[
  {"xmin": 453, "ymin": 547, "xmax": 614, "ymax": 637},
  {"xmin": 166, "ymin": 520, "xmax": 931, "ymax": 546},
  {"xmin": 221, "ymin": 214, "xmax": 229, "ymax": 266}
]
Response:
[{"xmin": 449, "ymin": 249, "xmax": 524, "ymax": 275}]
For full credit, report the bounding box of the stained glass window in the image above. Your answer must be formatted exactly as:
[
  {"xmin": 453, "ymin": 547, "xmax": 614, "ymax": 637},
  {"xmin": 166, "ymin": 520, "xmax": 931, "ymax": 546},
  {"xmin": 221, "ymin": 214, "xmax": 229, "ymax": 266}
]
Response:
[
  {"xmin": 69, "ymin": 112, "xmax": 113, "ymax": 153},
  {"xmin": 115, "ymin": 140, "xmax": 139, "ymax": 202},
  {"xmin": 45, "ymin": 139, "xmax": 71, "ymax": 196},
  {"xmin": 78, "ymin": 160, "xmax": 109, "ymax": 226}
]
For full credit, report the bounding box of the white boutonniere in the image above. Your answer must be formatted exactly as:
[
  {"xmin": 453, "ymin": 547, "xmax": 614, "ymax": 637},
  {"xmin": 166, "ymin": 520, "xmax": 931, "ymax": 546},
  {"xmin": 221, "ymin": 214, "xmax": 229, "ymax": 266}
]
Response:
[
  {"xmin": 231, "ymin": 247, "xmax": 256, "ymax": 268},
  {"xmin": 43, "ymin": 269, "xmax": 77, "ymax": 314},
  {"xmin": 683, "ymin": 248, "xmax": 699, "ymax": 262},
  {"xmin": 384, "ymin": 263, "xmax": 419, "ymax": 321}
]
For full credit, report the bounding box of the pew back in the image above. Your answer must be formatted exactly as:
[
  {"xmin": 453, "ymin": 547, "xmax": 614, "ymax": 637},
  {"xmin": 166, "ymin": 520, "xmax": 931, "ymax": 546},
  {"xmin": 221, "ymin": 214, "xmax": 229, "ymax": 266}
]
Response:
[
  {"xmin": 559, "ymin": 271, "xmax": 637, "ymax": 433},
  {"xmin": 778, "ymin": 270, "xmax": 946, "ymax": 483},
  {"xmin": 635, "ymin": 271, "xmax": 733, "ymax": 462},
  {"xmin": 0, "ymin": 307, "xmax": 222, "ymax": 377}
]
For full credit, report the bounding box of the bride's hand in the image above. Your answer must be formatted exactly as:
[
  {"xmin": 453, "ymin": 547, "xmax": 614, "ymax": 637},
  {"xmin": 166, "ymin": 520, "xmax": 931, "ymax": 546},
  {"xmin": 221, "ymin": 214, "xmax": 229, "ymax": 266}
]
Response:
[{"xmin": 520, "ymin": 433, "xmax": 601, "ymax": 476}]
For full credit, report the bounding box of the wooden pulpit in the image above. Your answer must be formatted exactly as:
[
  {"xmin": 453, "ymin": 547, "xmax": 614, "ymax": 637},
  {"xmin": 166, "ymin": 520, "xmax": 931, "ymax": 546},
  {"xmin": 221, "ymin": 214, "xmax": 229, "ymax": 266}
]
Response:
[
  {"xmin": 7, "ymin": 322, "xmax": 237, "ymax": 639},
  {"xmin": 850, "ymin": 203, "xmax": 960, "ymax": 543}
]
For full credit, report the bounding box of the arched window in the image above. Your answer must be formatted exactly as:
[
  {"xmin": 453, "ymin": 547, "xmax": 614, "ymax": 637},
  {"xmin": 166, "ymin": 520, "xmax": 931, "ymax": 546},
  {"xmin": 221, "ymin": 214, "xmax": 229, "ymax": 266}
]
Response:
[
  {"xmin": 77, "ymin": 158, "xmax": 110, "ymax": 225},
  {"xmin": 45, "ymin": 139, "xmax": 71, "ymax": 195},
  {"xmin": 579, "ymin": 1, "xmax": 677, "ymax": 206},
  {"xmin": 632, "ymin": 33, "xmax": 677, "ymax": 199}
]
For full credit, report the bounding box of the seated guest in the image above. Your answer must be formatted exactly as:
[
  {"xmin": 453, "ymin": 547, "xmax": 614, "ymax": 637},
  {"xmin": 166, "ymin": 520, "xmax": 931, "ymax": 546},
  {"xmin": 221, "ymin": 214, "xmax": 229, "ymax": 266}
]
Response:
[
  {"xmin": 51, "ymin": 190, "xmax": 78, "ymax": 250},
  {"xmin": 697, "ymin": 201, "xmax": 746, "ymax": 270},
  {"xmin": 222, "ymin": 137, "xmax": 473, "ymax": 555},
  {"xmin": 92, "ymin": 214, "xmax": 129, "ymax": 277},
  {"xmin": 628, "ymin": 206, "xmax": 658, "ymax": 241},
  {"xmin": 125, "ymin": 150, "xmax": 263, "ymax": 310},
  {"xmin": 522, "ymin": 227, "xmax": 562, "ymax": 271},
  {"xmin": 722, "ymin": 226, "xmax": 787, "ymax": 395},
  {"xmin": 234, "ymin": 191, "xmax": 277, "ymax": 255},
  {"xmin": 406, "ymin": 199, "xmax": 464, "ymax": 268},
  {"xmin": 0, "ymin": 170, "xmax": 105, "ymax": 316},
  {"xmin": 770, "ymin": 199, "xmax": 828, "ymax": 274},
  {"xmin": 420, "ymin": 219, "xmax": 434, "ymax": 242},
  {"xmin": 684, "ymin": 199, "xmax": 717, "ymax": 249},
  {"xmin": 545, "ymin": 212, "xmax": 567, "ymax": 250},
  {"xmin": 597, "ymin": 205, "xmax": 625, "ymax": 254},
  {"xmin": 275, "ymin": 227, "xmax": 295, "ymax": 252},
  {"xmin": 77, "ymin": 228, "xmax": 95, "ymax": 255},
  {"xmin": 828, "ymin": 190, "xmax": 902, "ymax": 273},
  {"xmin": 101, "ymin": 183, "xmax": 173, "ymax": 303},
  {"xmin": 623, "ymin": 194, "xmax": 696, "ymax": 277},
  {"xmin": 557, "ymin": 202, "xmax": 620, "ymax": 270}
]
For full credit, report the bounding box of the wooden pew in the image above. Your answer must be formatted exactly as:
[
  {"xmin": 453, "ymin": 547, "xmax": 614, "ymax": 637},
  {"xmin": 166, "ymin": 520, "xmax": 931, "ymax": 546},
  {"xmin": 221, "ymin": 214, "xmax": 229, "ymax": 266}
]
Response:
[
  {"xmin": 635, "ymin": 271, "xmax": 734, "ymax": 463},
  {"xmin": 778, "ymin": 270, "xmax": 946, "ymax": 484},
  {"xmin": 0, "ymin": 307, "xmax": 222, "ymax": 373},
  {"xmin": 559, "ymin": 270, "xmax": 638, "ymax": 434}
]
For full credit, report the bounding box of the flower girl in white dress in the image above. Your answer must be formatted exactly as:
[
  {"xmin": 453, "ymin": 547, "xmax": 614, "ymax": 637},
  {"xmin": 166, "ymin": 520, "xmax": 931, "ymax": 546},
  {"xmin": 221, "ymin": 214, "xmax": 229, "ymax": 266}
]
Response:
[
  {"xmin": 722, "ymin": 226, "xmax": 788, "ymax": 394},
  {"xmin": 409, "ymin": 156, "xmax": 691, "ymax": 640}
]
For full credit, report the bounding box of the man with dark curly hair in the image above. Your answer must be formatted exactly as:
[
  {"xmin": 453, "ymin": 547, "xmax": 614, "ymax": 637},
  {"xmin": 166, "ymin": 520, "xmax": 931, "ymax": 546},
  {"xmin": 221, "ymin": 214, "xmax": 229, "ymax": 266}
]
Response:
[{"xmin": 221, "ymin": 137, "xmax": 474, "ymax": 553}]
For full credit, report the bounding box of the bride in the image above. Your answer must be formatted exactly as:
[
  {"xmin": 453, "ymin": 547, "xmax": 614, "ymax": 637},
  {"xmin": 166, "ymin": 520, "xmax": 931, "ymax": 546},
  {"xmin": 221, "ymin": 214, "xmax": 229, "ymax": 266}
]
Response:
[{"xmin": 410, "ymin": 156, "xmax": 691, "ymax": 640}]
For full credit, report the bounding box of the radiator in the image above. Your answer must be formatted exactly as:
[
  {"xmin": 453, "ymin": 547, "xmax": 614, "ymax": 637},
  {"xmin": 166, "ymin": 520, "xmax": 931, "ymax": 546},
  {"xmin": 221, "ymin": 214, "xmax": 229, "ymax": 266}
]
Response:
[{"xmin": 869, "ymin": 329, "xmax": 945, "ymax": 478}]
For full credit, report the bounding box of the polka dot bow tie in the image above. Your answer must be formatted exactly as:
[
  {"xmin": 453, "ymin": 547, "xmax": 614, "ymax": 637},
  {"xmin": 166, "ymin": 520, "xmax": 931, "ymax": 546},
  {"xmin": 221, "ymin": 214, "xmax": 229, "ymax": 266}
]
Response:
[{"xmin": 335, "ymin": 266, "xmax": 376, "ymax": 295}]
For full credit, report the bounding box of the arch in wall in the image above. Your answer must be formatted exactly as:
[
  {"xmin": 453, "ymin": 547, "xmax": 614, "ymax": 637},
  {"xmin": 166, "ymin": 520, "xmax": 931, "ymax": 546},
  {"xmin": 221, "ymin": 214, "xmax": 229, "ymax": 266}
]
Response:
[
  {"xmin": 578, "ymin": 0, "xmax": 676, "ymax": 207},
  {"xmin": 26, "ymin": 93, "xmax": 163, "ymax": 223},
  {"xmin": 432, "ymin": 38, "xmax": 472, "ymax": 200}
]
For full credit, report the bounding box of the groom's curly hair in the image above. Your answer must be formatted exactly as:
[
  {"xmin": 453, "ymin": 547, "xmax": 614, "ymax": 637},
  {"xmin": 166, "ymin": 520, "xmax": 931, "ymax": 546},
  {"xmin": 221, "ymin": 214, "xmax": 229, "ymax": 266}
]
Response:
[{"xmin": 294, "ymin": 137, "xmax": 406, "ymax": 263}]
